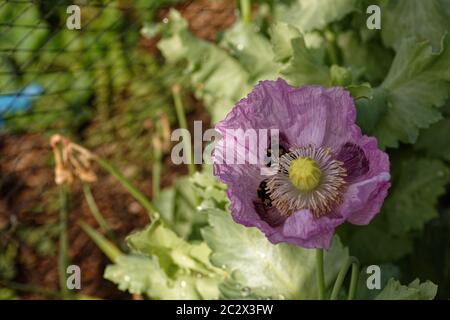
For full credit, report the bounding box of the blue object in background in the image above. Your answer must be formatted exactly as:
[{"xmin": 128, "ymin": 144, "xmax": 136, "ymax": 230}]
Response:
[{"xmin": 0, "ymin": 83, "xmax": 44, "ymax": 127}]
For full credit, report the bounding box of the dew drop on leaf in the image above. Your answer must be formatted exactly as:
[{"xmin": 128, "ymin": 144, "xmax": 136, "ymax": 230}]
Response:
[{"xmin": 241, "ymin": 287, "xmax": 251, "ymax": 297}]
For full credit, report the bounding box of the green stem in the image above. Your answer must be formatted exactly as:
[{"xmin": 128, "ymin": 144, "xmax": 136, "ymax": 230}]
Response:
[
  {"xmin": 324, "ymin": 29, "xmax": 339, "ymax": 66},
  {"xmin": 330, "ymin": 256, "xmax": 360, "ymax": 300},
  {"xmin": 315, "ymin": 249, "xmax": 326, "ymax": 300},
  {"xmin": 3, "ymin": 280, "xmax": 62, "ymax": 298},
  {"xmin": 58, "ymin": 185, "xmax": 69, "ymax": 299},
  {"xmin": 172, "ymin": 85, "xmax": 196, "ymax": 176},
  {"xmin": 347, "ymin": 260, "xmax": 360, "ymax": 300},
  {"xmin": 82, "ymin": 183, "xmax": 118, "ymax": 244},
  {"xmin": 95, "ymin": 157, "xmax": 159, "ymax": 220},
  {"xmin": 240, "ymin": 0, "xmax": 252, "ymax": 24},
  {"xmin": 152, "ymin": 144, "xmax": 162, "ymax": 199},
  {"xmin": 0, "ymin": 280, "xmax": 97, "ymax": 300},
  {"xmin": 78, "ymin": 221, "xmax": 123, "ymax": 263}
]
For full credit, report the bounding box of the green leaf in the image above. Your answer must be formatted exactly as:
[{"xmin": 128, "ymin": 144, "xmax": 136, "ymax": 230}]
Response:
[
  {"xmin": 355, "ymin": 87, "xmax": 388, "ymax": 135},
  {"xmin": 340, "ymin": 155, "xmax": 450, "ymax": 264},
  {"xmin": 275, "ymin": 0, "xmax": 359, "ymax": 33},
  {"xmin": 104, "ymin": 254, "xmax": 220, "ymax": 299},
  {"xmin": 270, "ymin": 22, "xmax": 302, "ymax": 63},
  {"xmin": 155, "ymin": 176, "xmax": 206, "ymax": 240},
  {"xmin": 157, "ymin": 10, "xmax": 251, "ymax": 123},
  {"xmin": 347, "ymin": 83, "xmax": 373, "ymax": 100},
  {"xmin": 191, "ymin": 169, "xmax": 229, "ymax": 211},
  {"xmin": 402, "ymin": 208, "xmax": 450, "ymax": 299},
  {"xmin": 356, "ymin": 264, "xmax": 401, "ymax": 300},
  {"xmin": 384, "ymin": 157, "xmax": 450, "ymax": 235},
  {"xmin": 278, "ymin": 29, "xmax": 346, "ymax": 87},
  {"xmin": 363, "ymin": 36, "xmax": 450, "ymax": 148},
  {"xmin": 415, "ymin": 118, "xmax": 450, "ymax": 162},
  {"xmin": 202, "ymin": 208, "xmax": 349, "ymax": 299},
  {"xmin": 330, "ymin": 65, "xmax": 352, "ymax": 86},
  {"xmin": 440, "ymin": 0, "xmax": 450, "ymax": 21},
  {"xmin": 375, "ymin": 279, "xmax": 437, "ymax": 300},
  {"xmin": 220, "ymin": 21, "xmax": 279, "ymax": 81},
  {"xmin": 340, "ymin": 216, "xmax": 414, "ymax": 264},
  {"xmin": 105, "ymin": 170, "xmax": 225, "ymax": 300},
  {"xmin": 280, "ymin": 36, "xmax": 331, "ymax": 86},
  {"xmin": 127, "ymin": 221, "xmax": 217, "ymax": 275},
  {"xmin": 337, "ymin": 31, "xmax": 394, "ymax": 84},
  {"xmin": 105, "ymin": 255, "xmax": 167, "ymax": 297},
  {"xmin": 382, "ymin": 0, "xmax": 450, "ymax": 51}
]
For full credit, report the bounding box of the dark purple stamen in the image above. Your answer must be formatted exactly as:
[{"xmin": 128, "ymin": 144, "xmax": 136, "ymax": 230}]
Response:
[
  {"xmin": 337, "ymin": 142, "xmax": 369, "ymax": 182},
  {"xmin": 265, "ymin": 131, "xmax": 290, "ymax": 167},
  {"xmin": 257, "ymin": 180, "xmax": 272, "ymax": 206},
  {"xmin": 254, "ymin": 201, "xmax": 287, "ymax": 227}
]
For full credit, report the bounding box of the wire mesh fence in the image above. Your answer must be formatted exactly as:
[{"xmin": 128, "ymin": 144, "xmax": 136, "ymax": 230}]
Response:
[
  {"xmin": 0, "ymin": 0, "xmax": 189, "ymax": 299},
  {"xmin": 0, "ymin": 0, "xmax": 182, "ymax": 132}
]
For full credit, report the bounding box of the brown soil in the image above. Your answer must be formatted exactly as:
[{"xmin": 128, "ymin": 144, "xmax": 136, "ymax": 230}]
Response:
[
  {"xmin": 0, "ymin": 93, "xmax": 211, "ymax": 299},
  {"xmin": 140, "ymin": 0, "xmax": 236, "ymax": 53},
  {"xmin": 159, "ymin": 0, "xmax": 237, "ymax": 42},
  {"xmin": 0, "ymin": 133, "xmax": 148, "ymax": 299}
]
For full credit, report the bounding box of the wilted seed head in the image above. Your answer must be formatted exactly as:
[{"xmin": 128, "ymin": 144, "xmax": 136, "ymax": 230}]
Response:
[{"xmin": 50, "ymin": 134, "xmax": 97, "ymax": 185}]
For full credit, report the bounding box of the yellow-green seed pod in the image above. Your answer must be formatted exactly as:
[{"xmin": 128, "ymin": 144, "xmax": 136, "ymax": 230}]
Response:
[{"xmin": 288, "ymin": 157, "xmax": 321, "ymax": 192}]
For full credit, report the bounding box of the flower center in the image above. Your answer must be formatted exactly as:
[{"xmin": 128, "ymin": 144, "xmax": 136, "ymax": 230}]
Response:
[
  {"xmin": 288, "ymin": 157, "xmax": 321, "ymax": 192},
  {"xmin": 266, "ymin": 145, "xmax": 347, "ymax": 218}
]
